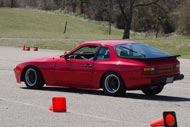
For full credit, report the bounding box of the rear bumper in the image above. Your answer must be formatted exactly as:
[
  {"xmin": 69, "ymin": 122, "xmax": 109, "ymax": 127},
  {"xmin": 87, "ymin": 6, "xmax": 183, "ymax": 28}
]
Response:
[
  {"xmin": 174, "ymin": 74, "xmax": 184, "ymax": 80},
  {"xmin": 151, "ymin": 74, "xmax": 184, "ymax": 85}
]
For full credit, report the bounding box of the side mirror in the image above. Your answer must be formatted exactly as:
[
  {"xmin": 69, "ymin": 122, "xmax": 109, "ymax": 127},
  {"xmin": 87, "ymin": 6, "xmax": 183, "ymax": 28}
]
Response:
[
  {"xmin": 63, "ymin": 51, "xmax": 69, "ymax": 60},
  {"xmin": 64, "ymin": 54, "xmax": 69, "ymax": 60},
  {"xmin": 64, "ymin": 51, "xmax": 68, "ymax": 55}
]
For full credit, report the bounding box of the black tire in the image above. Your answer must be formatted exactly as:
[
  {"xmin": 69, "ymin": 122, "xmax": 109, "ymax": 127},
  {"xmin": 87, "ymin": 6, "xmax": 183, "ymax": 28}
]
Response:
[
  {"xmin": 141, "ymin": 85, "xmax": 164, "ymax": 95},
  {"xmin": 24, "ymin": 67, "xmax": 44, "ymax": 89},
  {"xmin": 102, "ymin": 73, "xmax": 126, "ymax": 96}
]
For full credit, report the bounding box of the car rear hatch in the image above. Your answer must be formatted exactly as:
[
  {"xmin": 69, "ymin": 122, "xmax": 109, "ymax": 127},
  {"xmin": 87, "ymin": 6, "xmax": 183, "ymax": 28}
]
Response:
[{"xmin": 134, "ymin": 55, "xmax": 184, "ymax": 84}]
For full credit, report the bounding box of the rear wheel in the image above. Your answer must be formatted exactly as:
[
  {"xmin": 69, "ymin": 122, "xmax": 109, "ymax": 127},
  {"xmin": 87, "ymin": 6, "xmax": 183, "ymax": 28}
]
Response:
[
  {"xmin": 24, "ymin": 67, "xmax": 44, "ymax": 89},
  {"xmin": 102, "ymin": 73, "xmax": 126, "ymax": 96},
  {"xmin": 141, "ymin": 85, "xmax": 164, "ymax": 95}
]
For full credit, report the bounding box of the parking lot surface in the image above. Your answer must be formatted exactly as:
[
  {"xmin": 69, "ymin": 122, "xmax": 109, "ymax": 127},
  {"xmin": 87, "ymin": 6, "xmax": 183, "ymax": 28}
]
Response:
[{"xmin": 0, "ymin": 46, "xmax": 189, "ymax": 127}]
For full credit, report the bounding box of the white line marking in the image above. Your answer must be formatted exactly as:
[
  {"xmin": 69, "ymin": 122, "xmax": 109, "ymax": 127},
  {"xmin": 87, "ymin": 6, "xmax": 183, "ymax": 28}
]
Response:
[
  {"xmin": 167, "ymin": 86, "xmax": 190, "ymax": 90},
  {"xmin": 0, "ymin": 97, "xmax": 46, "ymax": 109},
  {"xmin": 0, "ymin": 97, "xmax": 147, "ymax": 126},
  {"xmin": 71, "ymin": 111, "xmax": 147, "ymax": 126}
]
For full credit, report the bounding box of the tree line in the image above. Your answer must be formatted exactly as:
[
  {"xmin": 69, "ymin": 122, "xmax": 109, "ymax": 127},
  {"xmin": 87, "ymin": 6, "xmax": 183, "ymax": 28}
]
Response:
[{"xmin": 0, "ymin": 0, "xmax": 190, "ymax": 38}]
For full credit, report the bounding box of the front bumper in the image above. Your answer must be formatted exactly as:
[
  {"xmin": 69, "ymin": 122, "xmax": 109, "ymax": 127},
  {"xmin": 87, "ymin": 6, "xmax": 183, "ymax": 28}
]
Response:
[
  {"xmin": 14, "ymin": 67, "xmax": 22, "ymax": 83},
  {"xmin": 151, "ymin": 74, "xmax": 184, "ymax": 85}
]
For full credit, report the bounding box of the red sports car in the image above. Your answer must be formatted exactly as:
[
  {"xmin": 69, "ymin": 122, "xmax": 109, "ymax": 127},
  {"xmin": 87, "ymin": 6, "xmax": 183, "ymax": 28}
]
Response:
[{"xmin": 14, "ymin": 40, "xmax": 184, "ymax": 96}]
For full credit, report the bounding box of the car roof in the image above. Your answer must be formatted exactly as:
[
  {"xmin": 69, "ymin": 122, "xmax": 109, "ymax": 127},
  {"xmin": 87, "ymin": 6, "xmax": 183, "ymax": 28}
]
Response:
[{"xmin": 83, "ymin": 40, "xmax": 136, "ymax": 47}]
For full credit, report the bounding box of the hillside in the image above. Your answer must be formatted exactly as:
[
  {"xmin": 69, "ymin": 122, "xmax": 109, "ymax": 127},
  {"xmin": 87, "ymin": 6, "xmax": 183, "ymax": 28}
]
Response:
[
  {"xmin": 0, "ymin": 8, "xmax": 189, "ymax": 58},
  {"xmin": 0, "ymin": 8, "xmax": 123, "ymax": 39},
  {"xmin": 0, "ymin": 8, "xmax": 124, "ymax": 50}
]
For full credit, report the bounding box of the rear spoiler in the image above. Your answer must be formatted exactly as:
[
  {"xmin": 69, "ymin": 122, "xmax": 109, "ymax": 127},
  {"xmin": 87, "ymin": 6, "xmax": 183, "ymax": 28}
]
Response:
[{"xmin": 127, "ymin": 55, "xmax": 181, "ymax": 61}]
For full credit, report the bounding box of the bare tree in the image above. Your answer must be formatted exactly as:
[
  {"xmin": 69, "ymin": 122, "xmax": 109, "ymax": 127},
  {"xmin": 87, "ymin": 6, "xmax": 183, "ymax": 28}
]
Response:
[
  {"xmin": 0, "ymin": 0, "xmax": 4, "ymax": 7},
  {"xmin": 108, "ymin": 0, "xmax": 112, "ymax": 35},
  {"xmin": 117, "ymin": 0, "xmax": 160, "ymax": 39},
  {"xmin": 61, "ymin": 0, "xmax": 66, "ymax": 10},
  {"xmin": 10, "ymin": 0, "xmax": 15, "ymax": 8},
  {"xmin": 80, "ymin": 0, "xmax": 87, "ymax": 14},
  {"xmin": 177, "ymin": 0, "xmax": 190, "ymax": 35}
]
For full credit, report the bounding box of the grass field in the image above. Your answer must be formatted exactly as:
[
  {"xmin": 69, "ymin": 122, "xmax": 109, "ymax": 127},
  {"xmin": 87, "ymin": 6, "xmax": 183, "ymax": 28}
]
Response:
[{"xmin": 0, "ymin": 8, "xmax": 189, "ymax": 58}]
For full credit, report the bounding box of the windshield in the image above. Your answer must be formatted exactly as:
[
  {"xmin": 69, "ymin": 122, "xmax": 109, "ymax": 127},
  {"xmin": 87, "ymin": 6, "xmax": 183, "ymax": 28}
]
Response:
[{"xmin": 115, "ymin": 43, "xmax": 172, "ymax": 59}]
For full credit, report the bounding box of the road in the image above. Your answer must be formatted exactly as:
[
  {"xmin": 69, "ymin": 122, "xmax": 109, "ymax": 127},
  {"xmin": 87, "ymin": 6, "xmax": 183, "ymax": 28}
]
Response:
[{"xmin": 0, "ymin": 46, "xmax": 189, "ymax": 127}]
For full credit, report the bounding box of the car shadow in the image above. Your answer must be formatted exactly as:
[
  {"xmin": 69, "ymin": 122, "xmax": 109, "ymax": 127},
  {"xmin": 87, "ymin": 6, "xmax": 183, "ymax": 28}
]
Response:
[{"xmin": 21, "ymin": 86, "xmax": 190, "ymax": 102}]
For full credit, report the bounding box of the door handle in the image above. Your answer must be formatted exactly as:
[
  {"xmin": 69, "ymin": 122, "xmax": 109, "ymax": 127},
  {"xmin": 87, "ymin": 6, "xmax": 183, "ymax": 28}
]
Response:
[{"xmin": 84, "ymin": 64, "xmax": 93, "ymax": 67}]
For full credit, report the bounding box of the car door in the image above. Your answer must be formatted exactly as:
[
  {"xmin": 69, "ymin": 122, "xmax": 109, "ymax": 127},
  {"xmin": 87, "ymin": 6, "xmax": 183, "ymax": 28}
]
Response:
[{"xmin": 54, "ymin": 45, "xmax": 98, "ymax": 88}]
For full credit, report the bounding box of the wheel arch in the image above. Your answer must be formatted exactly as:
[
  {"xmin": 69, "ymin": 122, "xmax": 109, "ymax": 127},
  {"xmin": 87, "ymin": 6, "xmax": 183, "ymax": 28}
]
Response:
[
  {"xmin": 100, "ymin": 71, "xmax": 126, "ymax": 88},
  {"xmin": 21, "ymin": 65, "xmax": 45, "ymax": 84}
]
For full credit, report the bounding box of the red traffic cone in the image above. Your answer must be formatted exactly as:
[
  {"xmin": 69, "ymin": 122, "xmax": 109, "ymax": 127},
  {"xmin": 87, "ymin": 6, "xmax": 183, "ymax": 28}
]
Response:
[
  {"xmin": 150, "ymin": 118, "xmax": 164, "ymax": 127},
  {"xmin": 25, "ymin": 47, "xmax": 30, "ymax": 51},
  {"xmin": 49, "ymin": 105, "xmax": 53, "ymax": 111},
  {"xmin": 49, "ymin": 97, "xmax": 66, "ymax": 112},
  {"xmin": 22, "ymin": 44, "xmax": 26, "ymax": 51},
  {"xmin": 33, "ymin": 47, "xmax": 38, "ymax": 51}
]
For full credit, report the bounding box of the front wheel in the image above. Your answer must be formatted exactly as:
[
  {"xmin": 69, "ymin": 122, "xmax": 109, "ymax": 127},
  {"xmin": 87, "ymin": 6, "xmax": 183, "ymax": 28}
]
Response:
[
  {"xmin": 24, "ymin": 67, "xmax": 44, "ymax": 89},
  {"xmin": 141, "ymin": 85, "xmax": 164, "ymax": 95},
  {"xmin": 102, "ymin": 73, "xmax": 126, "ymax": 96}
]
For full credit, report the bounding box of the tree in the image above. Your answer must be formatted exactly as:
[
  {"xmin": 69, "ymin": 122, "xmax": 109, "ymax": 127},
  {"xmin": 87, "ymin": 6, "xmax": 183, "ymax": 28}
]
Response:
[
  {"xmin": 10, "ymin": 0, "xmax": 16, "ymax": 8},
  {"xmin": 132, "ymin": 0, "xmax": 174, "ymax": 37},
  {"xmin": 117, "ymin": 0, "xmax": 161, "ymax": 39},
  {"xmin": 177, "ymin": 0, "xmax": 190, "ymax": 35}
]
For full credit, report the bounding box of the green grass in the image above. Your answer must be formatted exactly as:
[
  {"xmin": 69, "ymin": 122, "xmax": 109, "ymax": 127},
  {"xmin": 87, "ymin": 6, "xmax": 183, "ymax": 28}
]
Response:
[
  {"xmin": 0, "ymin": 8, "xmax": 189, "ymax": 58},
  {"xmin": 0, "ymin": 8, "xmax": 122, "ymax": 39},
  {"xmin": 132, "ymin": 34, "xmax": 190, "ymax": 58}
]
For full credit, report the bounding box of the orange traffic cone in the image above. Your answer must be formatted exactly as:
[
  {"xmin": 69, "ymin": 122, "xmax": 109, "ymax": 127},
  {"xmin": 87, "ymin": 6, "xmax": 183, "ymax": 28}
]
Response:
[
  {"xmin": 163, "ymin": 112, "xmax": 177, "ymax": 127},
  {"xmin": 150, "ymin": 111, "xmax": 177, "ymax": 127},
  {"xmin": 150, "ymin": 118, "xmax": 164, "ymax": 127},
  {"xmin": 49, "ymin": 97, "xmax": 67, "ymax": 112}
]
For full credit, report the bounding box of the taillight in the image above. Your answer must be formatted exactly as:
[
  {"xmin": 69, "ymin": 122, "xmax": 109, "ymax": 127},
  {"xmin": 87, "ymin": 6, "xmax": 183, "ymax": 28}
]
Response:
[
  {"xmin": 143, "ymin": 64, "xmax": 179, "ymax": 75},
  {"xmin": 173, "ymin": 64, "xmax": 180, "ymax": 71},
  {"xmin": 143, "ymin": 67, "xmax": 156, "ymax": 75}
]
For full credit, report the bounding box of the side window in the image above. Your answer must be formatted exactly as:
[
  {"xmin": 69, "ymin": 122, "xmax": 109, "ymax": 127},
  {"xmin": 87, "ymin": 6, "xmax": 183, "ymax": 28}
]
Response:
[
  {"xmin": 73, "ymin": 46, "xmax": 97, "ymax": 55},
  {"xmin": 69, "ymin": 46, "xmax": 98, "ymax": 60},
  {"xmin": 96, "ymin": 47, "xmax": 110, "ymax": 60}
]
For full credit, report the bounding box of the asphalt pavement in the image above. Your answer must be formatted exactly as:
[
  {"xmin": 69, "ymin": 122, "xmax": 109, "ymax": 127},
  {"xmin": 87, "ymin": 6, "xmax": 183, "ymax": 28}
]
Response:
[{"xmin": 0, "ymin": 46, "xmax": 189, "ymax": 127}]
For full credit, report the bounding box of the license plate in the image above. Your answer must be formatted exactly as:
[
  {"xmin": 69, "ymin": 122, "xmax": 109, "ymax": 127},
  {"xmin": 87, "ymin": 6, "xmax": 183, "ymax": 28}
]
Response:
[{"xmin": 166, "ymin": 77, "xmax": 174, "ymax": 83}]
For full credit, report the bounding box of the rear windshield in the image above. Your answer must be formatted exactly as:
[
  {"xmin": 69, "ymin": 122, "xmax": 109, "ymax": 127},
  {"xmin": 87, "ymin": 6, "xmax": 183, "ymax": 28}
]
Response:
[{"xmin": 115, "ymin": 43, "xmax": 172, "ymax": 59}]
